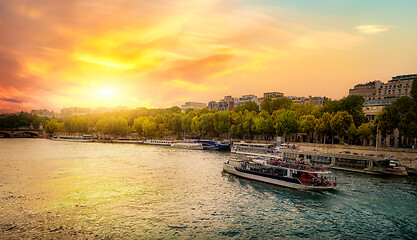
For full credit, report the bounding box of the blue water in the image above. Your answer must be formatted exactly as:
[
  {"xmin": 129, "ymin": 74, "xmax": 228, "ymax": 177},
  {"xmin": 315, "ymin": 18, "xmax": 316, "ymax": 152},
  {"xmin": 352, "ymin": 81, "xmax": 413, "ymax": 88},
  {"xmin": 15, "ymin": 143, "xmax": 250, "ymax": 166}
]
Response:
[{"xmin": 0, "ymin": 139, "xmax": 416, "ymax": 239}]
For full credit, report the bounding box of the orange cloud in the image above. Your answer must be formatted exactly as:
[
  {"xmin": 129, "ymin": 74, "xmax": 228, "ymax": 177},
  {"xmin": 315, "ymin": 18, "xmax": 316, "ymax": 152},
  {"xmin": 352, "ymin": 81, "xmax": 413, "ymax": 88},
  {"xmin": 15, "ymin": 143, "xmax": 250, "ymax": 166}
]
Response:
[{"xmin": 0, "ymin": 1, "xmax": 415, "ymax": 112}]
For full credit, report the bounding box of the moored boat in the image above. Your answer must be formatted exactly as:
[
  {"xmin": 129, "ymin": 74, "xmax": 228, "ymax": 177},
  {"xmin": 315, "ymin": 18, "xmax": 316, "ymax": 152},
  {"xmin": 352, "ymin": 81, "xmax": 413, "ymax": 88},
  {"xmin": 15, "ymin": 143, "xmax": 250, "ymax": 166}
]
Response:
[
  {"xmin": 231, "ymin": 141, "xmax": 279, "ymax": 157},
  {"xmin": 51, "ymin": 135, "xmax": 94, "ymax": 142},
  {"xmin": 231, "ymin": 141, "xmax": 408, "ymax": 176},
  {"xmin": 171, "ymin": 141, "xmax": 204, "ymax": 150},
  {"xmin": 143, "ymin": 139, "xmax": 174, "ymax": 146},
  {"xmin": 281, "ymin": 149, "xmax": 408, "ymax": 176},
  {"xmin": 111, "ymin": 138, "xmax": 143, "ymax": 144},
  {"xmin": 223, "ymin": 156, "xmax": 337, "ymax": 191},
  {"xmin": 196, "ymin": 140, "xmax": 230, "ymax": 151}
]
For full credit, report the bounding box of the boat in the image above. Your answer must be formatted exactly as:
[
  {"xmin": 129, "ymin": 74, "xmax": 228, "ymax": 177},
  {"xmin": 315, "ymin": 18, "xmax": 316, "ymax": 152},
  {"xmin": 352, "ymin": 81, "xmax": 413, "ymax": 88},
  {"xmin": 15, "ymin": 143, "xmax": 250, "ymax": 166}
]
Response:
[
  {"xmin": 196, "ymin": 140, "xmax": 230, "ymax": 151},
  {"xmin": 231, "ymin": 141, "xmax": 279, "ymax": 157},
  {"xmin": 171, "ymin": 141, "xmax": 204, "ymax": 150},
  {"xmin": 223, "ymin": 156, "xmax": 337, "ymax": 191},
  {"xmin": 112, "ymin": 138, "xmax": 143, "ymax": 144},
  {"xmin": 280, "ymin": 149, "xmax": 408, "ymax": 176},
  {"xmin": 231, "ymin": 141, "xmax": 408, "ymax": 176},
  {"xmin": 51, "ymin": 135, "xmax": 94, "ymax": 142},
  {"xmin": 143, "ymin": 139, "xmax": 174, "ymax": 146}
]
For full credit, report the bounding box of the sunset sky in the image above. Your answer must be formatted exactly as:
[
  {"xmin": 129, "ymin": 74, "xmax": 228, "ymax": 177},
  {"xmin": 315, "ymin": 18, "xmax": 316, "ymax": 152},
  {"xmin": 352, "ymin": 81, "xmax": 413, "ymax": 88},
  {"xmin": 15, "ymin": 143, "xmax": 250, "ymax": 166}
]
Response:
[{"xmin": 1, "ymin": 0, "xmax": 416, "ymax": 113}]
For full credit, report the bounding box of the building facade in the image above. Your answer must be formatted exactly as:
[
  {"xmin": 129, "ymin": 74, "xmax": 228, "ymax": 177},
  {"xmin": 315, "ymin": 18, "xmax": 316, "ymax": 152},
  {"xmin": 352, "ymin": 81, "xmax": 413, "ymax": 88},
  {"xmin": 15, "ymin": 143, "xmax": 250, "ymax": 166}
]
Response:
[
  {"xmin": 349, "ymin": 74, "xmax": 416, "ymax": 120},
  {"xmin": 180, "ymin": 102, "xmax": 207, "ymax": 112}
]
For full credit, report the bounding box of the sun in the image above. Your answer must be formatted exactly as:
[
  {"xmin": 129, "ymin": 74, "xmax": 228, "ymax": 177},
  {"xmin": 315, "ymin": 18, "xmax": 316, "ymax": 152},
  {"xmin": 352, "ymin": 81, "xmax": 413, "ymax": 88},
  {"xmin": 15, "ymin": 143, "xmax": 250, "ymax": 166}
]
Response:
[{"xmin": 99, "ymin": 88, "xmax": 115, "ymax": 97}]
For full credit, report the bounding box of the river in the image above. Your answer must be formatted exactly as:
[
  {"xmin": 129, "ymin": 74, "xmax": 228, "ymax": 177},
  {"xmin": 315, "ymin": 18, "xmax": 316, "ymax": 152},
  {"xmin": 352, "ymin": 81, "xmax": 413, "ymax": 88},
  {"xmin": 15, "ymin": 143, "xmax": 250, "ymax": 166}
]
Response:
[{"xmin": 0, "ymin": 139, "xmax": 416, "ymax": 239}]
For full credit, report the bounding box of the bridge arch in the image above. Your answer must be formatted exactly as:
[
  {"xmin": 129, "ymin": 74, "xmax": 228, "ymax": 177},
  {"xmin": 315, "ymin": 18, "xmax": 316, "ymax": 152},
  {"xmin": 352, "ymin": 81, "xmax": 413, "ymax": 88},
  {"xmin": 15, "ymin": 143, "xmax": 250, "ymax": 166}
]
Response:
[
  {"xmin": 12, "ymin": 131, "xmax": 40, "ymax": 137},
  {"xmin": 0, "ymin": 131, "xmax": 12, "ymax": 138}
]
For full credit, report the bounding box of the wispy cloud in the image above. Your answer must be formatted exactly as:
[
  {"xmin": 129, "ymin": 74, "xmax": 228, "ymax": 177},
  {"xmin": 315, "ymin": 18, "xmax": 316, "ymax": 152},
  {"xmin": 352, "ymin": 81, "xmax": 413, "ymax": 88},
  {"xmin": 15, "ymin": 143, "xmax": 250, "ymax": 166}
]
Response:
[
  {"xmin": 0, "ymin": 98, "xmax": 24, "ymax": 103},
  {"xmin": 355, "ymin": 25, "xmax": 392, "ymax": 35}
]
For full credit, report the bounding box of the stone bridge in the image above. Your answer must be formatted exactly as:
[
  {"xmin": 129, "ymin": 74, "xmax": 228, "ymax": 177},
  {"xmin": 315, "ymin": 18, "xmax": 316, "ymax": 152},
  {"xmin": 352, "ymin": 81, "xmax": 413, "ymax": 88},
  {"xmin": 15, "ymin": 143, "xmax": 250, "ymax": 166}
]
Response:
[{"xmin": 0, "ymin": 128, "xmax": 44, "ymax": 137}]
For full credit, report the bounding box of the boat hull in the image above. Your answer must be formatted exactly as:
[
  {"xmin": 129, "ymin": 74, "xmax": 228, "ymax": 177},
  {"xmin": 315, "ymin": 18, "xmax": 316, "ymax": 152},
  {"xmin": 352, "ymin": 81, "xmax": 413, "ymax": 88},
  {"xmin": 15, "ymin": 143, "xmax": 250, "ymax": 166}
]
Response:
[{"xmin": 223, "ymin": 164, "xmax": 336, "ymax": 191}]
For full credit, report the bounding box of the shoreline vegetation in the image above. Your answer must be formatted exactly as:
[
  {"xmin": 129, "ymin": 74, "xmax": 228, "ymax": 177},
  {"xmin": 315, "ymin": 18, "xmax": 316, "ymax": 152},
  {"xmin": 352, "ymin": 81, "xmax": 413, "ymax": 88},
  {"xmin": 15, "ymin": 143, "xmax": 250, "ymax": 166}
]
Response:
[{"xmin": 1, "ymin": 93, "xmax": 417, "ymax": 148}]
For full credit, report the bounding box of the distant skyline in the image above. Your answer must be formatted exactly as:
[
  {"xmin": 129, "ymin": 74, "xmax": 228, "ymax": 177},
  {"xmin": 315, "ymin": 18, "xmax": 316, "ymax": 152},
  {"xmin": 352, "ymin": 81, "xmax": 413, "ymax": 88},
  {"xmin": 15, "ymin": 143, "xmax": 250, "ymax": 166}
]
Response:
[{"xmin": 1, "ymin": 0, "xmax": 416, "ymax": 113}]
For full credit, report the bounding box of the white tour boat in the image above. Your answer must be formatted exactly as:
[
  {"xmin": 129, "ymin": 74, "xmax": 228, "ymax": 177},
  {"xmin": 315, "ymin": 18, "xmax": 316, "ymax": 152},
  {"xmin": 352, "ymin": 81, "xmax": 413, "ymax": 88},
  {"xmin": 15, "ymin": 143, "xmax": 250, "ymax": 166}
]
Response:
[{"xmin": 223, "ymin": 156, "xmax": 337, "ymax": 191}]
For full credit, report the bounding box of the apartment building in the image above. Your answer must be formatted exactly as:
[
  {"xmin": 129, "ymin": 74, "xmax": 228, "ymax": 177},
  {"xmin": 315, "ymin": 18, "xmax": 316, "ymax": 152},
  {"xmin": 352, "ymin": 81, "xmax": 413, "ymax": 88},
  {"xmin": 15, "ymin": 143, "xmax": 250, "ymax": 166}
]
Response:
[{"xmin": 349, "ymin": 74, "xmax": 416, "ymax": 120}]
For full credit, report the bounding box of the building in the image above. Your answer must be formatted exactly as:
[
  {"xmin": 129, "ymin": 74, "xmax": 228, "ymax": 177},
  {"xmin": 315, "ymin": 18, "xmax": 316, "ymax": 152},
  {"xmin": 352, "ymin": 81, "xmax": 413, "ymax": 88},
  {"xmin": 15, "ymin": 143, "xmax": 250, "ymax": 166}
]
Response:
[
  {"xmin": 259, "ymin": 92, "xmax": 284, "ymax": 102},
  {"xmin": 285, "ymin": 96, "xmax": 324, "ymax": 106},
  {"xmin": 349, "ymin": 74, "xmax": 416, "ymax": 120},
  {"xmin": 60, "ymin": 107, "xmax": 93, "ymax": 118},
  {"xmin": 306, "ymin": 96, "xmax": 324, "ymax": 106},
  {"xmin": 31, "ymin": 109, "xmax": 54, "ymax": 118},
  {"xmin": 180, "ymin": 102, "xmax": 207, "ymax": 112},
  {"xmin": 234, "ymin": 95, "xmax": 261, "ymax": 108},
  {"xmin": 349, "ymin": 80, "xmax": 382, "ymax": 100},
  {"xmin": 208, "ymin": 94, "xmax": 261, "ymax": 111}
]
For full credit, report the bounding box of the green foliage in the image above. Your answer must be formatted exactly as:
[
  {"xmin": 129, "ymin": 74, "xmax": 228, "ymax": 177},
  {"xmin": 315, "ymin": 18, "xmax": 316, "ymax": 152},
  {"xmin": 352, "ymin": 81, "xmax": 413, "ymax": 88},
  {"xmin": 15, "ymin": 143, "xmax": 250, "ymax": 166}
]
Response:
[
  {"xmin": 357, "ymin": 122, "xmax": 373, "ymax": 143},
  {"xmin": 261, "ymin": 97, "xmax": 292, "ymax": 114},
  {"xmin": 64, "ymin": 116, "xmax": 88, "ymax": 133},
  {"xmin": 200, "ymin": 113, "xmax": 214, "ymax": 135},
  {"xmin": 299, "ymin": 115, "xmax": 317, "ymax": 134},
  {"xmin": 234, "ymin": 101, "xmax": 259, "ymax": 113},
  {"xmin": 274, "ymin": 110, "xmax": 298, "ymax": 136},
  {"xmin": 171, "ymin": 114, "xmax": 183, "ymax": 134},
  {"xmin": 375, "ymin": 105, "xmax": 400, "ymax": 137},
  {"xmin": 44, "ymin": 120, "xmax": 59, "ymax": 134},
  {"xmin": 316, "ymin": 112, "xmax": 333, "ymax": 136},
  {"xmin": 331, "ymin": 111, "xmax": 354, "ymax": 140},
  {"xmin": 213, "ymin": 111, "xmax": 231, "ymax": 136},
  {"xmin": 168, "ymin": 106, "xmax": 181, "ymax": 114}
]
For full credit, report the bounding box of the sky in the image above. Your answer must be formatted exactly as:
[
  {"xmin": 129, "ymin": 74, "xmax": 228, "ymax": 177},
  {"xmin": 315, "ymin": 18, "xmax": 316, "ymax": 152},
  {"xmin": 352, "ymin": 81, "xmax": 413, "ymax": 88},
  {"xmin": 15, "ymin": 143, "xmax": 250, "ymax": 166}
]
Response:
[{"xmin": 0, "ymin": 0, "xmax": 416, "ymax": 113}]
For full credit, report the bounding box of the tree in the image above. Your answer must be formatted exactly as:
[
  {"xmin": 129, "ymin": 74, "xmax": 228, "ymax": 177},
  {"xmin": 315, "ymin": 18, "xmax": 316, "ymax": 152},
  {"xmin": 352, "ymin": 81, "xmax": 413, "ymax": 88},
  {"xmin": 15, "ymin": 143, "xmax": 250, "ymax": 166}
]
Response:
[
  {"xmin": 375, "ymin": 105, "xmax": 400, "ymax": 138},
  {"xmin": 234, "ymin": 101, "xmax": 259, "ymax": 113},
  {"xmin": 299, "ymin": 115, "xmax": 317, "ymax": 142},
  {"xmin": 168, "ymin": 106, "xmax": 181, "ymax": 114},
  {"xmin": 191, "ymin": 116, "xmax": 201, "ymax": 134},
  {"xmin": 213, "ymin": 111, "xmax": 231, "ymax": 137},
  {"xmin": 316, "ymin": 112, "xmax": 333, "ymax": 144},
  {"xmin": 171, "ymin": 114, "xmax": 182, "ymax": 134},
  {"xmin": 330, "ymin": 111, "xmax": 354, "ymax": 143},
  {"xmin": 242, "ymin": 113, "xmax": 255, "ymax": 139},
  {"xmin": 274, "ymin": 110, "xmax": 298, "ymax": 140},
  {"xmin": 339, "ymin": 95, "xmax": 367, "ymax": 127},
  {"xmin": 181, "ymin": 115, "xmax": 192, "ymax": 134},
  {"xmin": 357, "ymin": 122, "xmax": 373, "ymax": 146},
  {"xmin": 133, "ymin": 117, "xmax": 146, "ymax": 136},
  {"xmin": 31, "ymin": 117, "xmax": 42, "ymax": 129},
  {"xmin": 260, "ymin": 98, "xmax": 273, "ymax": 114},
  {"xmin": 142, "ymin": 118, "xmax": 157, "ymax": 137},
  {"xmin": 272, "ymin": 97, "xmax": 292, "ymax": 111},
  {"xmin": 200, "ymin": 113, "xmax": 214, "ymax": 136},
  {"xmin": 44, "ymin": 120, "xmax": 59, "ymax": 134}
]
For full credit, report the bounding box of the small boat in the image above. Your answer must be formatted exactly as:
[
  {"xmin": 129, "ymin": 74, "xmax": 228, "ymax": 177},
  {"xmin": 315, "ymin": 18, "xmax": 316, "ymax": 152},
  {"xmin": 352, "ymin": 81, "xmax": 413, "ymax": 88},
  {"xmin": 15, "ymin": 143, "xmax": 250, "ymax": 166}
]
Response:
[
  {"xmin": 171, "ymin": 141, "xmax": 204, "ymax": 150},
  {"xmin": 231, "ymin": 141, "xmax": 280, "ymax": 157},
  {"xmin": 112, "ymin": 138, "xmax": 143, "ymax": 144},
  {"xmin": 196, "ymin": 140, "xmax": 230, "ymax": 151},
  {"xmin": 51, "ymin": 135, "xmax": 94, "ymax": 142},
  {"xmin": 223, "ymin": 156, "xmax": 337, "ymax": 191},
  {"xmin": 143, "ymin": 139, "xmax": 174, "ymax": 146}
]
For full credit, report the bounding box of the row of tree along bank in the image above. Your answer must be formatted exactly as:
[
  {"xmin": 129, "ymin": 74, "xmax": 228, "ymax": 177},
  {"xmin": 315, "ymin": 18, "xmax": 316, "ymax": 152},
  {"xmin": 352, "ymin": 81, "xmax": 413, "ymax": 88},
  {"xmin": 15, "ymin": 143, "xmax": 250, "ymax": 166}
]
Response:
[{"xmin": 1, "ymin": 80, "xmax": 416, "ymax": 147}]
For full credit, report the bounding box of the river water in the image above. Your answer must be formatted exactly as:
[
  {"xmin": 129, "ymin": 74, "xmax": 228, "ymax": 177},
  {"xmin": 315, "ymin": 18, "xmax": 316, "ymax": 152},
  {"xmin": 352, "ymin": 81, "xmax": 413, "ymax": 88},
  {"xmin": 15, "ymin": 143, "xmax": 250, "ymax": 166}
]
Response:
[{"xmin": 0, "ymin": 139, "xmax": 416, "ymax": 239}]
